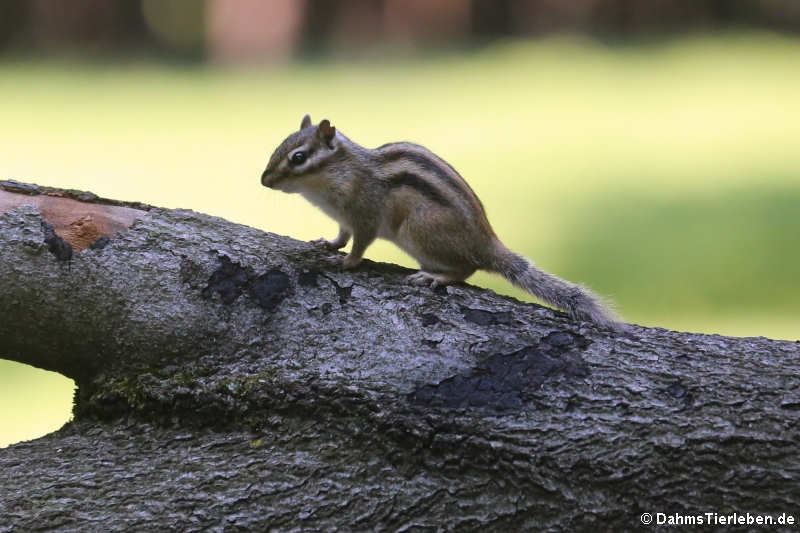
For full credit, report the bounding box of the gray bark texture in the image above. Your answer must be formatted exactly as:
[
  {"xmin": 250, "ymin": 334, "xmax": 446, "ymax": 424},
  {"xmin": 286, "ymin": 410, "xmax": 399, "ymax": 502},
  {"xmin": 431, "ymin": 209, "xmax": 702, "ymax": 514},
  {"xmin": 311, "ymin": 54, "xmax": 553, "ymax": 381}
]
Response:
[{"xmin": 0, "ymin": 180, "xmax": 799, "ymax": 532}]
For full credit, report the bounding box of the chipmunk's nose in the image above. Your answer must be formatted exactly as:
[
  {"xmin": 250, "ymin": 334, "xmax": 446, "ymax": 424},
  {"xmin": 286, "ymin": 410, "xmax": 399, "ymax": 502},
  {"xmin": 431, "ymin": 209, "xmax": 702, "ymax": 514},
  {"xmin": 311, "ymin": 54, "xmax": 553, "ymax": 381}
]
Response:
[{"xmin": 261, "ymin": 169, "xmax": 271, "ymax": 187}]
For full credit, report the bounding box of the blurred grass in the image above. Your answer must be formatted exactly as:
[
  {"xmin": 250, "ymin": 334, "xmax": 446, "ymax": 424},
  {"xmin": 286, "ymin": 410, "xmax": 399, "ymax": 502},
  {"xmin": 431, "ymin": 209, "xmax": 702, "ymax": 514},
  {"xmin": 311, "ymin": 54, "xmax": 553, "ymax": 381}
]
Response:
[
  {"xmin": 0, "ymin": 360, "xmax": 74, "ymax": 448},
  {"xmin": 1, "ymin": 32, "xmax": 799, "ymax": 446}
]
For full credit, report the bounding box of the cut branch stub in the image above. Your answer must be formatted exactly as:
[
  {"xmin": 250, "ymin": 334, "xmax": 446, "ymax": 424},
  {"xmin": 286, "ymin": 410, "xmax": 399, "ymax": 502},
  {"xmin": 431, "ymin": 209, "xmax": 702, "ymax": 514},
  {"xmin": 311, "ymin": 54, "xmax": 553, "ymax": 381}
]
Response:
[{"xmin": 1, "ymin": 180, "xmax": 145, "ymax": 251}]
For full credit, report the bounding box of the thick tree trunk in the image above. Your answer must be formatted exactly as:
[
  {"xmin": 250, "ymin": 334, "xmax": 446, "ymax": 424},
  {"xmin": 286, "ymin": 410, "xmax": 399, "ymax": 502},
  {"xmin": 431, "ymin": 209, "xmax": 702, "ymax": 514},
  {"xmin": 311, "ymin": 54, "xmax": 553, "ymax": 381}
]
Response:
[{"xmin": 1, "ymin": 180, "xmax": 798, "ymax": 532}]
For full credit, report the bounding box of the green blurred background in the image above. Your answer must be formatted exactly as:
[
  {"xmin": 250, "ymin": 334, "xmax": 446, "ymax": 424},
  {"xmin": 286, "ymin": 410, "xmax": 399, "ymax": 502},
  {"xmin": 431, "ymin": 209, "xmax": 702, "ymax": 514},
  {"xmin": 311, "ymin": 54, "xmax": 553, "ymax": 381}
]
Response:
[{"xmin": 1, "ymin": 1, "xmax": 799, "ymax": 447}]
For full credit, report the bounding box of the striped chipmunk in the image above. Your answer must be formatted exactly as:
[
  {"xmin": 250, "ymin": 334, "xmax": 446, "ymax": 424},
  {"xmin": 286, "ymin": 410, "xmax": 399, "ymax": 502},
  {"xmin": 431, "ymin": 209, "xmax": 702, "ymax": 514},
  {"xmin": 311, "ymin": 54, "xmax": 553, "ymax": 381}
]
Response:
[{"xmin": 261, "ymin": 115, "xmax": 617, "ymax": 327}]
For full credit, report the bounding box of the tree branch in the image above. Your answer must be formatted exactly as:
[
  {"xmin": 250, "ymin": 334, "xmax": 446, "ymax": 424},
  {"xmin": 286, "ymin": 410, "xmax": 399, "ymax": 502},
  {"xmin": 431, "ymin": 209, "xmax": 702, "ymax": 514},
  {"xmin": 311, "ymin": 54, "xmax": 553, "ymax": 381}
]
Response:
[{"xmin": 1, "ymin": 180, "xmax": 798, "ymax": 531}]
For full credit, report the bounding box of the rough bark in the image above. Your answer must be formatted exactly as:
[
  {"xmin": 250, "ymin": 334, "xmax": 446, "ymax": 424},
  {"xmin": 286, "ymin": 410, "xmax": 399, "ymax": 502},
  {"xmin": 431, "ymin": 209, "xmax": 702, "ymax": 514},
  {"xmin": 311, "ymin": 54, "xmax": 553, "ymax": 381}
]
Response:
[{"xmin": 0, "ymin": 179, "xmax": 798, "ymax": 532}]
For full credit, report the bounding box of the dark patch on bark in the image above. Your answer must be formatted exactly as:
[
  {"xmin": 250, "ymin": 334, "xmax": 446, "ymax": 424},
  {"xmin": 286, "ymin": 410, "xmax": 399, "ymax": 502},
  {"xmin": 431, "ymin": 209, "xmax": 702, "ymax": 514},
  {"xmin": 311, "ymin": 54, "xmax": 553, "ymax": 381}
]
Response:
[
  {"xmin": 541, "ymin": 330, "xmax": 591, "ymax": 351},
  {"xmin": 408, "ymin": 331, "xmax": 590, "ymax": 411},
  {"xmin": 249, "ymin": 270, "xmax": 291, "ymax": 312},
  {"xmin": 461, "ymin": 307, "xmax": 512, "ymax": 326},
  {"xmin": 298, "ymin": 270, "xmax": 320, "ymax": 287},
  {"xmin": 421, "ymin": 313, "xmax": 440, "ymax": 326},
  {"xmin": 666, "ymin": 382, "xmax": 687, "ymax": 398},
  {"xmin": 89, "ymin": 236, "xmax": 112, "ymax": 250},
  {"xmin": 334, "ymin": 283, "xmax": 352, "ymax": 304},
  {"xmin": 202, "ymin": 256, "xmax": 250, "ymax": 304},
  {"xmin": 202, "ymin": 256, "xmax": 292, "ymax": 312},
  {"xmin": 665, "ymin": 381, "xmax": 694, "ymax": 407},
  {"xmin": 41, "ymin": 220, "xmax": 73, "ymax": 262},
  {"xmin": 321, "ymin": 302, "xmax": 333, "ymax": 315}
]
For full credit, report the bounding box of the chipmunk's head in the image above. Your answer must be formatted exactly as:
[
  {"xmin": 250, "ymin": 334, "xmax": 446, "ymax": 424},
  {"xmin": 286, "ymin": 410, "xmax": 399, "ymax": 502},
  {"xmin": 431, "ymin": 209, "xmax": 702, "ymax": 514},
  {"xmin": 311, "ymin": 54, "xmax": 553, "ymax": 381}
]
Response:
[{"xmin": 261, "ymin": 114, "xmax": 340, "ymax": 192}]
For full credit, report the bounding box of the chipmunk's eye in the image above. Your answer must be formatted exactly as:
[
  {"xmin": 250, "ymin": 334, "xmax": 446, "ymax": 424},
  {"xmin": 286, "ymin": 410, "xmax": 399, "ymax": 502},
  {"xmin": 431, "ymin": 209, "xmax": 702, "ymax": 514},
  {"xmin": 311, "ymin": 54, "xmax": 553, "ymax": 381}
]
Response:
[{"xmin": 289, "ymin": 151, "xmax": 307, "ymax": 165}]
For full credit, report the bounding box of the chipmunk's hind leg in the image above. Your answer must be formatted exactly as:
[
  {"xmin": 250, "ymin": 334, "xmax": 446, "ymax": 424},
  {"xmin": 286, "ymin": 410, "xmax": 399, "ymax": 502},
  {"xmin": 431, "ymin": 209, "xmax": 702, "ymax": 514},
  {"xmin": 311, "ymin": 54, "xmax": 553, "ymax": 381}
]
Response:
[
  {"xmin": 394, "ymin": 205, "xmax": 480, "ymax": 288},
  {"xmin": 406, "ymin": 269, "xmax": 474, "ymax": 289}
]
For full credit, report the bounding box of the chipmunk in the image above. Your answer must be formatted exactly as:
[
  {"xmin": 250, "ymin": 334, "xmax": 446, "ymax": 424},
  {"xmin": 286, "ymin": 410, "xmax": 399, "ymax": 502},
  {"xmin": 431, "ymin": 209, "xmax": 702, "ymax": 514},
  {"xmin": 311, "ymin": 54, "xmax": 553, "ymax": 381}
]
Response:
[{"xmin": 261, "ymin": 115, "xmax": 617, "ymax": 327}]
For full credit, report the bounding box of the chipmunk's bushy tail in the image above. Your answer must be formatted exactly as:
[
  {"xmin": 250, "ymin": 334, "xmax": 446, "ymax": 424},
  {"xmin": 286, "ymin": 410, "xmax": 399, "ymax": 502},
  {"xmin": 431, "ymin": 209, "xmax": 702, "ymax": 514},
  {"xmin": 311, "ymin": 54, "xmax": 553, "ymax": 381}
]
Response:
[{"xmin": 489, "ymin": 241, "xmax": 618, "ymax": 328}]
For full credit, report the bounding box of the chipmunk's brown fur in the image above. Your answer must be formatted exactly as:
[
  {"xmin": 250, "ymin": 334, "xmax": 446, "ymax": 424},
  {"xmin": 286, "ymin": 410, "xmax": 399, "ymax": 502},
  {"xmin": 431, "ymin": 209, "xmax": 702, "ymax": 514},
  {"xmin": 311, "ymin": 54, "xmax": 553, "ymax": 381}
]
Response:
[{"xmin": 262, "ymin": 115, "xmax": 617, "ymax": 327}]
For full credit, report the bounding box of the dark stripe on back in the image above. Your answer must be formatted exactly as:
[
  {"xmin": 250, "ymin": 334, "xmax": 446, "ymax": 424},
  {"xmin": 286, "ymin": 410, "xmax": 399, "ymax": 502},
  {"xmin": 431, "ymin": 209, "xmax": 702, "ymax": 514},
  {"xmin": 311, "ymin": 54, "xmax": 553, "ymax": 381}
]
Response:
[
  {"xmin": 380, "ymin": 145, "xmax": 485, "ymax": 213},
  {"xmin": 387, "ymin": 171, "xmax": 452, "ymax": 208}
]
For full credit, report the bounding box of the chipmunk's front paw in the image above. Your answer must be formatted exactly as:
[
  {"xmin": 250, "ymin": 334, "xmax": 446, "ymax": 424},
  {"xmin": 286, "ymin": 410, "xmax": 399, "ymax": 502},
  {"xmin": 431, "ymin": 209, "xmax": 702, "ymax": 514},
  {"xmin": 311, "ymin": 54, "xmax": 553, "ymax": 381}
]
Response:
[
  {"xmin": 311, "ymin": 237, "xmax": 343, "ymax": 250},
  {"xmin": 340, "ymin": 254, "xmax": 363, "ymax": 270},
  {"xmin": 323, "ymin": 253, "xmax": 362, "ymax": 270}
]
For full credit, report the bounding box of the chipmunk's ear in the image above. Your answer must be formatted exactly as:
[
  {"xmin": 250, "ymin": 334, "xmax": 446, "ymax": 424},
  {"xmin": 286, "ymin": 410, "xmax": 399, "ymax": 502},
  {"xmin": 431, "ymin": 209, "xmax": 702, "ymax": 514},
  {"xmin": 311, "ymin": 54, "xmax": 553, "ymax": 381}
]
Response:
[
  {"xmin": 300, "ymin": 114, "xmax": 312, "ymax": 129},
  {"xmin": 317, "ymin": 119, "xmax": 336, "ymax": 147}
]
